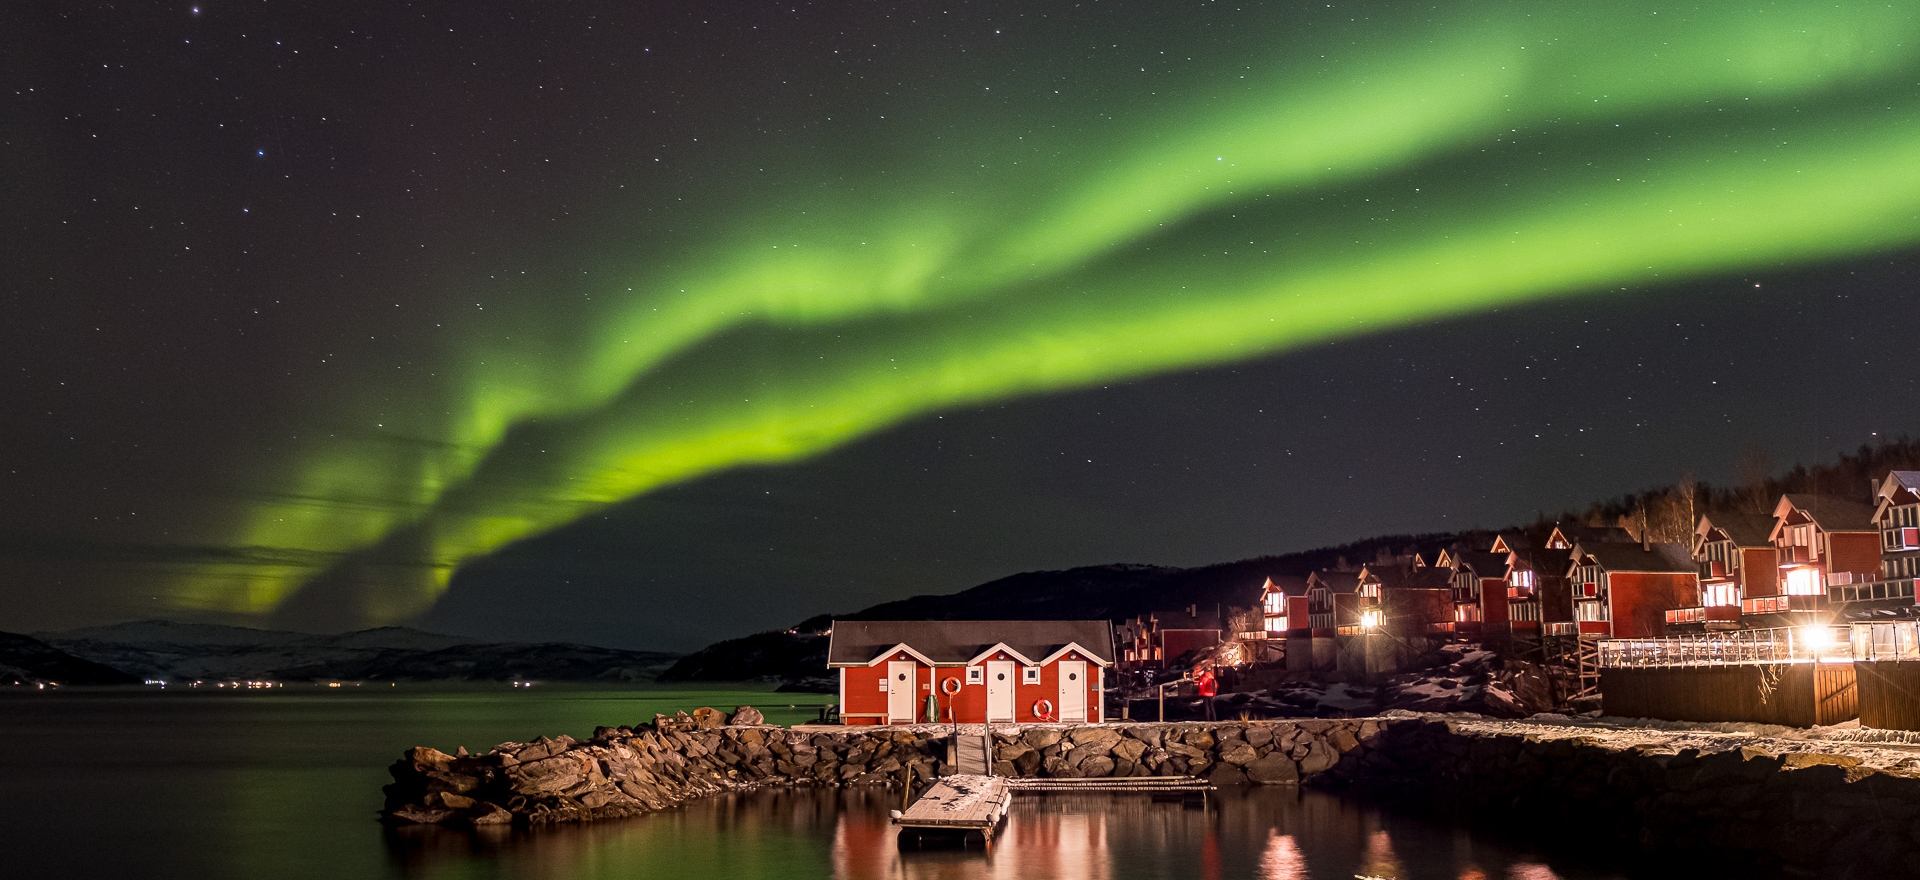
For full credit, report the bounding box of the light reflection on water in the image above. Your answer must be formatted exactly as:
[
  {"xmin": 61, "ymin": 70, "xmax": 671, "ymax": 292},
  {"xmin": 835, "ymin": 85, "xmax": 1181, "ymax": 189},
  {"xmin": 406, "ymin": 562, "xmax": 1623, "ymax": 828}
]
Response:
[
  {"xmin": 0, "ymin": 690, "xmax": 1639, "ymax": 880},
  {"xmin": 386, "ymin": 786, "xmax": 1635, "ymax": 880}
]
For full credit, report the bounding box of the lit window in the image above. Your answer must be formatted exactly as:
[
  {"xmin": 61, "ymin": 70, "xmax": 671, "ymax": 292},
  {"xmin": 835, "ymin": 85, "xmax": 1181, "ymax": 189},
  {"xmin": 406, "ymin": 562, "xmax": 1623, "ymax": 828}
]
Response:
[{"xmin": 1785, "ymin": 567, "xmax": 1822, "ymax": 596}]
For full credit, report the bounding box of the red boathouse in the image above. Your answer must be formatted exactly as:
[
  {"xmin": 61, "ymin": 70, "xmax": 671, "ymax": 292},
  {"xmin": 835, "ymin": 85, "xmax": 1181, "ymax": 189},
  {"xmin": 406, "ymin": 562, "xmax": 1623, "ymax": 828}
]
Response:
[{"xmin": 827, "ymin": 619, "xmax": 1113, "ymax": 725}]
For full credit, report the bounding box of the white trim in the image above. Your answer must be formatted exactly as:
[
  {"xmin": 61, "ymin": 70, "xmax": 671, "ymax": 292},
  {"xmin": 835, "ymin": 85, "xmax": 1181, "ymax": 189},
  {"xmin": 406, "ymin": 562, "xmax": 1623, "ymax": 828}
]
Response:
[
  {"xmin": 1037, "ymin": 641, "xmax": 1113, "ymax": 667},
  {"xmin": 859, "ymin": 643, "xmax": 939, "ymax": 668},
  {"xmin": 837, "ymin": 667, "xmax": 846, "ymax": 718},
  {"xmin": 964, "ymin": 642, "xmax": 1039, "ymax": 666}
]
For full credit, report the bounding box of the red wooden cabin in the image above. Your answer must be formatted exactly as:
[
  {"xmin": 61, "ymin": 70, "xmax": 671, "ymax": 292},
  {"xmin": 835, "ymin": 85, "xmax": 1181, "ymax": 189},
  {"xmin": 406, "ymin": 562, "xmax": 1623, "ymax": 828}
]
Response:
[
  {"xmin": 1668, "ymin": 512, "xmax": 1778, "ymax": 630},
  {"xmin": 1761, "ymin": 494, "xmax": 1879, "ymax": 621},
  {"xmin": 1565, "ymin": 540, "xmax": 1699, "ymax": 638},
  {"xmin": 828, "ymin": 619, "xmax": 1113, "ymax": 725}
]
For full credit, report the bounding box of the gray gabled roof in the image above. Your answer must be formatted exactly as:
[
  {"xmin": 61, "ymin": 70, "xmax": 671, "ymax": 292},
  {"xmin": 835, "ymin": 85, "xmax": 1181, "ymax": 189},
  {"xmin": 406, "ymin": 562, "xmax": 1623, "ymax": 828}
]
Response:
[
  {"xmin": 826, "ymin": 619, "xmax": 1114, "ymax": 667},
  {"xmin": 1571, "ymin": 541, "xmax": 1696, "ymax": 574},
  {"xmin": 1453, "ymin": 550, "xmax": 1510, "ymax": 578},
  {"xmin": 1698, "ymin": 511, "xmax": 1775, "ymax": 548},
  {"xmin": 1780, "ymin": 494, "xmax": 1876, "ymax": 533}
]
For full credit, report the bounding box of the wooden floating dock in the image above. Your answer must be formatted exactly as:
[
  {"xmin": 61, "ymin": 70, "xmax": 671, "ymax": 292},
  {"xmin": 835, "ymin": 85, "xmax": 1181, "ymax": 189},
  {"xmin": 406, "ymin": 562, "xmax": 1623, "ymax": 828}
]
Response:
[
  {"xmin": 893, "ymin": 775, "xmax": 1012, "ymax": 848},
  {"xmin": 893, "ymin": 772, "xmax": 1215, "ymax": 848}
]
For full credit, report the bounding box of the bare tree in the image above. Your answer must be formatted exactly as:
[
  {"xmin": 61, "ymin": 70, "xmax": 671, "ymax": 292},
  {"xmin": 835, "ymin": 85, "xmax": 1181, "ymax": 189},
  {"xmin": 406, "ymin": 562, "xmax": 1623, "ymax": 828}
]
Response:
[{"xmin": 1737, "ymin": 445, "xmax": 1772, "ymax": 513}]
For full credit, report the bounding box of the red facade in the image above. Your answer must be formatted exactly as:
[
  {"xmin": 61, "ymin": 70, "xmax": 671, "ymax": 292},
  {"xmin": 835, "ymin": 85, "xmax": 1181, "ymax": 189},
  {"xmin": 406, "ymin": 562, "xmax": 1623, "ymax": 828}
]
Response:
[
  {"xmin": 839, "ymin": 647, "xmax": 1104, "ymax": 726},
  {"xmin": 1607, "ymin": 571, "xmax": 1700, "ymax": 639}
]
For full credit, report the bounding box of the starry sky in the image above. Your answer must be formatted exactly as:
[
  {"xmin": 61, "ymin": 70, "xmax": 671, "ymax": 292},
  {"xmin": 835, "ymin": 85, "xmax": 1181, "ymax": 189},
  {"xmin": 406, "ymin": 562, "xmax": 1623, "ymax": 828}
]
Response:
[{"xmin": 6, "ymin": 1, "xmax": 1920, "ymax": 651}]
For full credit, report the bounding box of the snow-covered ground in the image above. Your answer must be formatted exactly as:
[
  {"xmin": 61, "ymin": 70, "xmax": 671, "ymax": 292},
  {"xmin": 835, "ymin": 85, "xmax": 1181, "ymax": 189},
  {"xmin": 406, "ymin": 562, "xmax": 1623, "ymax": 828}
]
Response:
[
  {"xmin": 1211, "ymin": 644, "xmax": 1549, "ymax": 720},
  {"xmin": 1443, "ymin": 713, "xmax": 1920, "ymax": 774}
]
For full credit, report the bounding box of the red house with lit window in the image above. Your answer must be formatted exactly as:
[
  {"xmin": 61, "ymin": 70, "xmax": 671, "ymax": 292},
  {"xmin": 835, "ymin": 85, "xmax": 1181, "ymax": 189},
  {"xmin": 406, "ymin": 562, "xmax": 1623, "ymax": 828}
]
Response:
[
  {"xmin": 1257, "ymin": 576, "xmax": 1311, "ymax": 638},
  {"xmin": 1851, "ymin": 472, "xmax": 1920, "ymax": 608},
  {"xmin": 1447, "ymin": 550, "xmax": 1510, "ymax": 638},
  {"xmin": 1764, "ymin": 494, "xmax": 1879, "ymax": 620},
  {"xmin": 1506, "ymin": 546, "xmax": 1573, "ymax": 636},
  {"xmin": 1667, "ymin": 511, "xmax": 1778, "ymax": 631},
  {"xmin": 828, "ymin": 620, "xmax": 1112, "ymax": 725}
]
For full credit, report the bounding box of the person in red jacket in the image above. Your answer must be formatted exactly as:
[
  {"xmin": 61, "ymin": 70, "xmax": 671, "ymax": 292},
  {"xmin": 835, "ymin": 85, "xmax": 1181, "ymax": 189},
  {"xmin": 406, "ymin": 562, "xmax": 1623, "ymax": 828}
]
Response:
[{"xmin": 1193, "ymin": 666, "xmax": 1218, "ymax": 721}]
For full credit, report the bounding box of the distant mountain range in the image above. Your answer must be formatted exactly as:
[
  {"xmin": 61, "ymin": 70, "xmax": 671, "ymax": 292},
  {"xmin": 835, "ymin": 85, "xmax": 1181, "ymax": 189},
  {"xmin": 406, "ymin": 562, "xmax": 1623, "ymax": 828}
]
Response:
[
  {"xmin": 5, "ymin": 620, "xmax": 680, "ymax": 685},
  {"xmin": 661, "ymin": 531, "xmax": 1473, "ymax": 689}
]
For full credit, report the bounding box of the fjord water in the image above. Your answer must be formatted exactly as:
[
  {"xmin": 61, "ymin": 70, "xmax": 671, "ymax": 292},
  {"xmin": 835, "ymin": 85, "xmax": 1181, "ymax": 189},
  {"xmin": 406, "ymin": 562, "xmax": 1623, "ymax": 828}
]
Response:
[{"xmin": 1, "ymin": 687, "xmax": 1634, "ymax": 880}]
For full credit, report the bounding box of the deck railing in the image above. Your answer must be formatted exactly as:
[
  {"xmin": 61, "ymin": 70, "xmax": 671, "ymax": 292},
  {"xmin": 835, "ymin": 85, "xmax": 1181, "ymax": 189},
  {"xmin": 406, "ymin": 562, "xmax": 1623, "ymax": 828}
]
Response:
[
  {"xmin": 1850, "ymin": 621, "xmax": 1920, "ymax": 662},
  {"xmin": 1829, "ymin": 577, "xmax": 1917, "ymax": 606},
  {"xmin": 1597, "ymin": 626, "xmax": 1850, "ymax": 668}
]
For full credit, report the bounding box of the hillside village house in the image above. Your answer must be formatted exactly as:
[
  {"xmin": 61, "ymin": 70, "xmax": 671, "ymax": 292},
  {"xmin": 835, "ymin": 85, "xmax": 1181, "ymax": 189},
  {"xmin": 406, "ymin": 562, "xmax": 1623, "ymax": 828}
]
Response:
[
  {"xmin": 828, "ymin": 620, "xmax": 1112, "ymax": 725},
  {"xmin": 1856, "ymin": 471, "xmax": 1920, "ymax": 608},
  {"xmin": 1304, "ymin": 568, "xmax": 1355, "ymax": 634},
  {"xmin": 1566, "ymin": 540, "xmax": 1699, "ymax": 638},
  {"xmin": 1115, "ymin": 607, "xmax": 1222, "ymax": 672},
  {"xmin": 1257, "ymin": 576, "xmax": 1311, "ymax": 638},
  {"xmin": 1668, "ymin": 512, "xmax": 1778, "ymax": 631},
  {"xmin": 1763, "ymin": 494, "xmax": 1880, "ymax": 619},
  {"xmin": 1447, "ymin": 549, "xmax": 1510, "ymax": 638},
  {"xmin": 1506, "ymin": 546, "xmax": 1574, "ymax": 636},
  {"xmin": 1352, "ymin": 562, "xmax": 1454, "ymax": 637}
]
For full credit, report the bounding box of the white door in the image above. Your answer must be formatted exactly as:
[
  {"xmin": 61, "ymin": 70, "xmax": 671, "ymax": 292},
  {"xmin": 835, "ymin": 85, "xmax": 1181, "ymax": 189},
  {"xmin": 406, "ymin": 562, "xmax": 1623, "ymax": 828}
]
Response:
[
  {"xmin": 1057, "ymin": 660, "xmax": 1087, "ymax": 722},
  {"xmin": 887, "ymin": 661, "xmax": 917, "ymax": 723},
  {"xmin": 986, "ymin": 660, "xmax": 1016, "ymax": 721}
]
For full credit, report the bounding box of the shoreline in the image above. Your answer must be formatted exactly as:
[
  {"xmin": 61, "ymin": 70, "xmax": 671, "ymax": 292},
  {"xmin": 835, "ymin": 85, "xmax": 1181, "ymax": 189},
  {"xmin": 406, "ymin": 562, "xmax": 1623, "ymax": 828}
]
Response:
[{"xmin": 383, "ymin": 711, "xmax": 1920, "ymax": 878}]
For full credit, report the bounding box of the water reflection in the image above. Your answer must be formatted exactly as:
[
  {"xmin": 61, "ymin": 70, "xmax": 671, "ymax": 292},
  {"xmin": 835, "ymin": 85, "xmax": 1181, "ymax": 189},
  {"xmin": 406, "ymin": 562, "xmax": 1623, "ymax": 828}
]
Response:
[{"xmin": 386, "ymin": 786, "xmax": 1638, "ymax": 880}]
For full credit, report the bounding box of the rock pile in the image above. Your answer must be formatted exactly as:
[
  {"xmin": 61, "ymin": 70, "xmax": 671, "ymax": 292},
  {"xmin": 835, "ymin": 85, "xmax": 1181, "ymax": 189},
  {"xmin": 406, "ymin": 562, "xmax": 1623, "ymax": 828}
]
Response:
[{"xmin": 381, "ymin": 710, "xmax": 1391, "ymax": 827}]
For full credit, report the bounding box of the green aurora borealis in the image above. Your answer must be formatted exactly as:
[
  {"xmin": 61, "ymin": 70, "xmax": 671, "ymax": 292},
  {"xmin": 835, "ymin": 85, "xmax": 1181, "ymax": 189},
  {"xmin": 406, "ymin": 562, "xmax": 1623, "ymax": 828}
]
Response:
[{"xmin": 180, "ymin": 1, "xmax": 1920, "ymax": 623}]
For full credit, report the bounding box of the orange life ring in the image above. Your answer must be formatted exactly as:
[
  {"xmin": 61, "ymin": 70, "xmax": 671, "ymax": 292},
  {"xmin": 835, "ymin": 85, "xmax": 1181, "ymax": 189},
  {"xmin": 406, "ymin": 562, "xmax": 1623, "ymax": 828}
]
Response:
[
  {"xmin": 940, "ymin": 676, "xmax": 963, "ymax": 695},
  {"xmin": 1033, "ymin": 699, "xmax": 1054, "ymax": 721}
]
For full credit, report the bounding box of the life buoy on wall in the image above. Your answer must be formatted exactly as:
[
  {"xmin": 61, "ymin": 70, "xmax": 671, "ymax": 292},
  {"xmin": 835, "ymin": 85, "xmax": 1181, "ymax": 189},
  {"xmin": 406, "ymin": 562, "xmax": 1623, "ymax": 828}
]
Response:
[
  {"xmin": 941, "ymin": 676, "xmax": 963, "ymax": 696},
  {"xmin": 1033, "ymin": 699, "xmax": 1054, "ymax": 721}
]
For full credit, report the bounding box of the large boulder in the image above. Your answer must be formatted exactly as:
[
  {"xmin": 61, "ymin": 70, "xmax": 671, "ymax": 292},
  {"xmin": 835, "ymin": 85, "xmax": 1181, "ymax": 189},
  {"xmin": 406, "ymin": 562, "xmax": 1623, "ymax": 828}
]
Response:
[
  {"xmin": 1220, "ymin": 742, "xmax": 1260, "ymax": 766},
  {"xmin": 1298, "ymin": 739, "xmax": 1338, "ymax": 775},
  {"xmin": 1164, "ymin": 741, "xmax": 1206, "ymax": 760},
  {"xmin": 1244, "ymin": 726, "xmax": 1274, "ymax": 748},
  {"xmin": 729, "ymin": 706, "xmax": 766, "ymax": 726},
  {"xmin": 509, "ymin": 752, "xmax": 596, "ymax": 796},
  {"xmin": 1070, "ymin": 727, "xmax": 1123, "ymax": 750},
  {"xmin": 1183, "ymin": 729, "xmax": 1217, "ymax": 751},
  {"xmin": 1245, "ymin": 753, "xmax": 1300, "ymax": 785},
  {"xmin": 470, "ymin": 802, "xmax": 514, "ymax": 826},
  {"xmin": 1080, "ymin": 756, "xmax": 1116, "ymax": 778},
  {"xmin": 1025, "ymin": 728, "xmax": 1064, "ymax": 750},
  {"xmin": 690, "ymin": 707, "xmax": 727, "ymax": 729},
  {"xmin": 1111, "ymin": 737, "xmax": 1148, "ymax": 764},
  {"xmin": 1207, "ymin": 762, "xmax": 1249, "ymax": 786}
]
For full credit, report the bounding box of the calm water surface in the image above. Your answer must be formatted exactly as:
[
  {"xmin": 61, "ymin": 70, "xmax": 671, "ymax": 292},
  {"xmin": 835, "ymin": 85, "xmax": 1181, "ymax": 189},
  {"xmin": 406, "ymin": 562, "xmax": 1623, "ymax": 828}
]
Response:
[{"xmin": 1, "ymin": 688, "xmax": 1642, "ymax": 880}]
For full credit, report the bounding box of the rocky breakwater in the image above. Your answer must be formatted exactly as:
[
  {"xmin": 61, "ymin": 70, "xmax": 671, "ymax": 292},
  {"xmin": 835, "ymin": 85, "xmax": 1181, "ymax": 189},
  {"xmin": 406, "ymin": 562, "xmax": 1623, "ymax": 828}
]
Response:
[
  {"xmin": 381, "ymin": 712, "xmax": 1396, "ymax": 827},
  {"xmin": 1323, "ymin": 717, "xmax": 1920, "ymax": 879}
]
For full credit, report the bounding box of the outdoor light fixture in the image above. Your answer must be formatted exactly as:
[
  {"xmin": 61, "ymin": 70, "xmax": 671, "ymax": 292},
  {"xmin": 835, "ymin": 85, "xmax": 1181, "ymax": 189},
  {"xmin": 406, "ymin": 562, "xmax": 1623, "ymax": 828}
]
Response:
[
  {"xmin": 1798, "ymin": 625, "xmax": 1835, "ymax": 659},
  {"xmin": 1360, "ymin": 609, "xmax": 1382, "ymax": 630}
]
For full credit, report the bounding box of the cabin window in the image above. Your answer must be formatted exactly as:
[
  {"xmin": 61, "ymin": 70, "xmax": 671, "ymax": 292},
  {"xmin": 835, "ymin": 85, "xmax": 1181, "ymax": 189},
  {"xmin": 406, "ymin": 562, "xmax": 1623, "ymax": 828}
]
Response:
[
  {"xmin": 1575, "ymin": 601, "xmax": 1607, "ymax": 622},
  {"xmin": 966, "ymin": 666, "xmax": 983, "ymax": 684},
  {"xmin": 1022, "ymin": 666, "xmax": 1040, "ymax": 684},
  {"xmin": 1785, "ymin": 567, "xmax": 1822, "ymax": 596}
]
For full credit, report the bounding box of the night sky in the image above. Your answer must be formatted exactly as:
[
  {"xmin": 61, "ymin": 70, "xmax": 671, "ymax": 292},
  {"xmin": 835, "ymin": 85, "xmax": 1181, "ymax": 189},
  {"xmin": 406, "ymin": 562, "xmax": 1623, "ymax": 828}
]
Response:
[{"xmin": 6, "ymin": 1, "xmax": 1920, "ymax": 651}]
